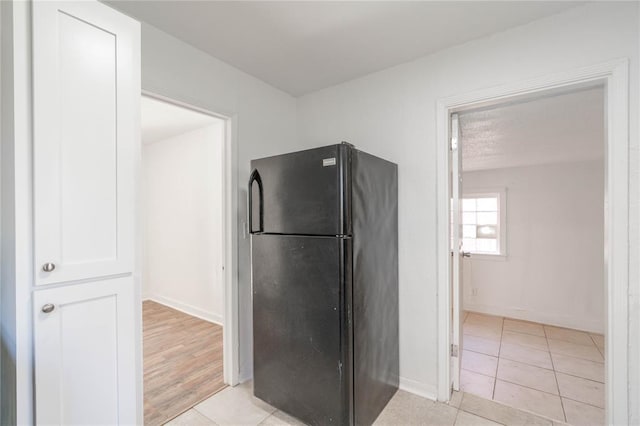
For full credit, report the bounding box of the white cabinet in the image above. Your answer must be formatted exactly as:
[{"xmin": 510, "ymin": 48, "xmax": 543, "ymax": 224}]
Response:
[
  {"xmin": 33, "ymin": 278, "xmax": 137, "ymax": 425},
  {"xmin": 30, "ymin": 1, "xmax": 141, "ymax": 424},
  {"xmin": 33, "ymin": 0, "xmax": 138, "ymax": 286}
]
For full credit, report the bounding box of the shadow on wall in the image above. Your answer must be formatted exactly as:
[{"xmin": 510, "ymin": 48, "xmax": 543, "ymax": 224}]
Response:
[{"xmin": 1, "ymin": 333, "xmax": 17, "ymax": 425}]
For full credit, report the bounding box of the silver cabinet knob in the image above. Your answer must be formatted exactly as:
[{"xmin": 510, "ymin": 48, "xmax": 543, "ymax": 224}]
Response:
[
  {"xmin": 462, "ymin": 251, "xmax": 471, "ymax": 258},
  {"xmin": 41, "ymin": 304, "xmax": 55, "ymax": 314},
  {"xmin": 42, "ymin": 263, "xmax": 56, "ymax": 272}
]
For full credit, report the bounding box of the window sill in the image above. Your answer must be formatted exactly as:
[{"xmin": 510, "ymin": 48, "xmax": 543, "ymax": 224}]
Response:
[{"xmin": 466, "ymin": 253, "xmax": 507, "ymax": 262}]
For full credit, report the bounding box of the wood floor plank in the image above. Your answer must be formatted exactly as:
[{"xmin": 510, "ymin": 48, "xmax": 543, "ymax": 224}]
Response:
[{"xmin": 143, "ymin": 300, "xmax": 225, "ymax": 425}]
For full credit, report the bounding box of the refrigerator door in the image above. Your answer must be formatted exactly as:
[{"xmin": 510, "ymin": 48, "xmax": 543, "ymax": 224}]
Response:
[
  {"xmin": 249, "ymin": 144, "xmax": 351, "ymax": 236},
  {"xmin": 252, "ymin": 234, "xmax": 353, "ymax": 426}
]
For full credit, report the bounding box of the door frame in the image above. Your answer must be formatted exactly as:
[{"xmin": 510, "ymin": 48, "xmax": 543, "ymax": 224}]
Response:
[
  {"xmin": 435, "ymin": 59, "xmax": 629, "ymax": 425},
  {"xmin": 138, "ymin": 91, "xmax": 240, "ymax": 387}
]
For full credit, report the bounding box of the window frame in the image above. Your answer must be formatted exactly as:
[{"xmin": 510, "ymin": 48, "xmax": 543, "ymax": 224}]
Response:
[{"xmin": 461, "ymin": 187, "xmax": 507, "ymax": 260}]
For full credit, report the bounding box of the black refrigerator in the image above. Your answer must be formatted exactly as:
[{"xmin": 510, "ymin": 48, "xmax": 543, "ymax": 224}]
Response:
[{"xmin": 249, "ymin": 142, "xmax": 399, "ymax": 426}]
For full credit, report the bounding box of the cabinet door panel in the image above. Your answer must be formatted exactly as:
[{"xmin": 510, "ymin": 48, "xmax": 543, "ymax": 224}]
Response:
[
  {"xmin": 33, "ymin": 1, "xmax": 138, "ymax": 285},
  {"xmin": 59, "ymin": 11, "xmax": 118, "ymax": 265},
  {"xmin": 33, "ymin": 277, "xmax": 137, "ymax": 425}
]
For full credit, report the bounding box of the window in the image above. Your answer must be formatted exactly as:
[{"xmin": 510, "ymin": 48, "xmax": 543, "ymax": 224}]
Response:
[{"xmin": 460, "ymin": 190, "xmax": 506, "ymax": 256}]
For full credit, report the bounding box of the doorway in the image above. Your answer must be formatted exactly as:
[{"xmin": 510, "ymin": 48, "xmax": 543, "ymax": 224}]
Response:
[
  {"xmin": 436, "ymin": 60, "xmax": 629, "ymax": 426},
  {"xmin": 454, "ymin": 85, "xmax": 605, "ymax": 424},
  {"xmin": 140, "ymin": 94, "xmax": 230, "ymax": 424}
]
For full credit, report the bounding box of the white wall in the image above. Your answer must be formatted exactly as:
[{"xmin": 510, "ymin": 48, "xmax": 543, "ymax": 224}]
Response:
[
  {"xmin": 462, "ymin": 160, "xmax": 604, "ymax": 333},
  {"xmin": 142, "ymin": 123, "xmax": 224, "ymax": 324},
  {"xmin": 141, "ymin": 23, "xmax": 298, "ymax": 379},
  {"xmin": 296, "ymin": 2, "xmax": 639, "ymax": 410}
]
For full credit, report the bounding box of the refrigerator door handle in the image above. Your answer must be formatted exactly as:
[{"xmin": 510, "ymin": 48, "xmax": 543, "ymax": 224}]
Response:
[{"xmin": 248, "ymin": 169, "xmax": 264, "ymax": 234}]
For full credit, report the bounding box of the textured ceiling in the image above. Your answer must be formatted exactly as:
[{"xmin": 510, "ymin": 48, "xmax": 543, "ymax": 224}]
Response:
[
  {"xmin": 460, "ymin": 86, "xmax": 605, "ymax": 171},
  {"xmin": 141, "ymin": 96, "xmax": 221, "ymax": 144},
  {"xmin": 105, "ymin": 1, "xmax": 582, "ymax": 96}
]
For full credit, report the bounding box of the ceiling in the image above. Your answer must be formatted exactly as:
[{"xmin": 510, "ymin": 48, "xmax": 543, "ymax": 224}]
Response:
[
  {"xmin": 141, "ymin": 96, "xmax": 221, "ymax": 144},
  {"xmin": 460, "ymin": 85, "xmax": 605, "ymax": 172},
  {"xmin": 106, "ymin": 1, "xmax": 582, "ymax": 96}
]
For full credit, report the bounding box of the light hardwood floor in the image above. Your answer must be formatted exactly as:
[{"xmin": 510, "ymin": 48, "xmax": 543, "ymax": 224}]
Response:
[{"xmin": 143, "ymin": 300, "xmax": 225, "ymax": 425}]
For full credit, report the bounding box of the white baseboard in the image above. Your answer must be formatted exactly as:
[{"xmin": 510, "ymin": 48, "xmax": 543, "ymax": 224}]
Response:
[
  {"xmin": 398, "ymin": 377, "xmax": 438, "ymax": 401},
  {"xmin": 146, "ymin": 294, "xmax": 223, "ymax": 326},
  {"xmin": 464, "ymin": 303, "xmax": 604, "ymax": 334}
]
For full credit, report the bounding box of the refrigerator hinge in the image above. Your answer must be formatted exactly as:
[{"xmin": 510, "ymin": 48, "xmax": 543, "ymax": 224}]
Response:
[{"xmin": 451, "ymin": 344, "xmax": 459, "ymax": 357}]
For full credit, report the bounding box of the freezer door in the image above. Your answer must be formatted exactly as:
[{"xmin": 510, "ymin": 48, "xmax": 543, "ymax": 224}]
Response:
[
  {"xmin": 252, "ymin": 234, "xmax": 353, "ymax": 426},
  {"xmin": 249, "ymin": 144, "xmax": 351, "ymax": 236}
]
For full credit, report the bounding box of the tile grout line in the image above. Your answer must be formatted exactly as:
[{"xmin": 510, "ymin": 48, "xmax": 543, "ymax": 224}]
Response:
[
  {"xmin": 466, "ymin": 330, "xmax": 605, "ymax": 365},
  {"xmin": 547, "ymin": 336, "xmax": 603, "ymax": 350},
  {"xmin": 545, "ymin": 344, "xmax": 604, "ymax": 363},
  {"xmin": 553, "ymin": 370, "xmax": 606, "ymax": 385},
  {"xmin": 463, "ymin": 367, "xmax": 604, "ymax": 412},
  {"xmin": 545, "ymin": 325, "xmax": 567, "ymax": 424},
  {"xmin": 458, "ymin": 391, "xmax": 552, "ymax": 426},
  {"xmin": 559, "ymin": 395, "xmax": 606, "ymax": 410},
  {"xmin": 466, "ymin": 344, "xmax": 552, "ymax": 371},
  {"xmin": 465, "ymin": 332, "xmax": 594, "ymax": 375},
  {"xmin": 501, "ymin": 325, "xmax": 547, "ymax": 338},
  {"xmin": 466, "ymin": 344, "xmax": 605, "ymax": 383},
  {"xmin": 465, "ymin": 313, "xmax": 604, "ymax": 424},
  {"xmin": 452, "ymin": 404, "xmax": 461, "ymax": 426},
  {"xmin": 491, "ymin": 316, "xmax": 505, "ymax": 400},
  {"xmin": 471, "ymin": 318, "xmax": 602, "ymax": 349},
  {"xmin": 456, "ymin": 400, "xmax": 509, "ymax": 426}
]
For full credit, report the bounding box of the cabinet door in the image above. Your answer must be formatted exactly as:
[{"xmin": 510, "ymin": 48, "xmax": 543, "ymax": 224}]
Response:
[
  {"xmin": 33, "ymin": 0, "xmax": 139, "ymax": 285},
  {"xmin": 33, "ymin": 277, "xmax": 137, "ymax": 425}
]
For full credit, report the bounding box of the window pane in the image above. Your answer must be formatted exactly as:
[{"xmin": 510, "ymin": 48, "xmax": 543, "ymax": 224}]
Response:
[
  {"xmin": 461, "ymin": 193, "xmax": 503, "ymax": 255},
  {"xmin": 462, "ymin": 212, "xmax": 476, "ymax": 225},
  {"xmin": 463, "ymin": 225, "xmax": 476, "ymax": 238},
  {"xmin": 477, "ymin": 212, "xmax": 497, "ymax": 225},
  {"xmin": 477, "ymin": 197, "xmax": 498, "ymax": 211},
  {"xmin": 476, "ymin": 225, "xmax": 497, "ymax": 238},
  {"xmin": 476, "ymin": 238, "xmax": 497, "ymax": 253},
  {"xmin": 462, "ymin": 238, "xmax": 477, "ymax": 252},
  {"xmin": 462, "ymin": 199, "xmax": 476, "ymax": 211}
]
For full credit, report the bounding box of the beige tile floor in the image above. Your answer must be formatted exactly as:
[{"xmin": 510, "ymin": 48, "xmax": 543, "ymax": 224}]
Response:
[
  {"xmin": 165, "ymin": 381, "xmax": 570, "ymax": 426},
  {"xmin": 460, "ymin": 312, "xmax": 605, "ymax": 426}
]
